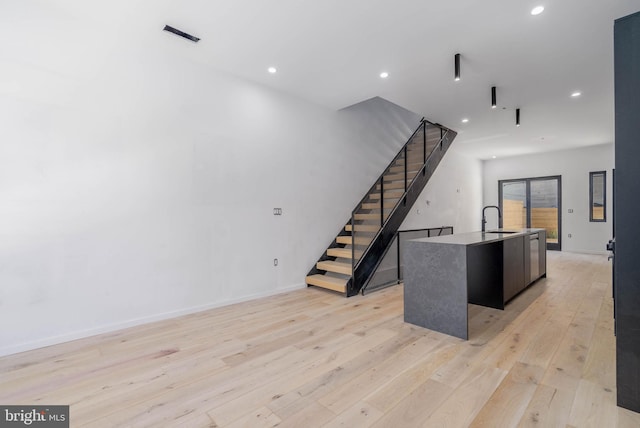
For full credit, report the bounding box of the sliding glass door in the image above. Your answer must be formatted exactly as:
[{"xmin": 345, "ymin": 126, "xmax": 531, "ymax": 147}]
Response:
[
  {"xmin": 499, "ymin": 176, "xmax": 561, "ymax": 250},
  {"xmin": 501, "ymin": 181, "xmax": 527, "ymax": 230}
]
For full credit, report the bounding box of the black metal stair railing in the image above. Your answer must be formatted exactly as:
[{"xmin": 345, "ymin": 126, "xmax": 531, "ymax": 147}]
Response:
[
  {"xmin": 347, "ymin": 120, "xmax": 457, "ymax": 296},
  {"xmin": 360, "ymin": 226, "xmax": 454, "ymax": 295}
]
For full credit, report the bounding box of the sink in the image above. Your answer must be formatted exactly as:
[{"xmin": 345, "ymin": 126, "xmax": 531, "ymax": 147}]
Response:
[{"xmin": 486, "ymin": 230, "xmax": 519, "ymax": 234}]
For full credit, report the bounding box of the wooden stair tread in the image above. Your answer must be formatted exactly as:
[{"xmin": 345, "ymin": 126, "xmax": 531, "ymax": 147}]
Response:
[
  {"xmin": 317, "ymin": 260, "xmax": 352, "ymax": 275},
  {"xmin": 383, "ymin": 173, "xmax": 418, "ymax": 182},
  {"xmin": 345, "ymin": 224, "xmax": 380, "ymax": 233},
  {"xmin": 327, "ymin": 247, "xmax": 364, "ymax": 259},
  {"xmin": 389, "ymin": 165, "xmax": 422, "ymax": 174},
  {"xmin": 384, "ymin": 172, "xmax": 408, "ymax": 181},
  {"xmin": 354, "ymin": 213, "xmax": 390, "ymax": 220},
  {"xmin": 393, "ymin": 159, "xmax": 424, "ymax": 165},
  {"xmin": 376, "ymin": 181, "xmax": 405, "ymax": 190},
  {"xmin": 360, "ymin": 202, "xmax": 392, "ymax": 209},
  {"xmin": 336, "ymin": 235, "xmax": 372, "ymax": 245},
  {"xmin": 391, "ymin": 165, "xmax": 423, "ymax": 173},
  {"xmin": 306, "ymin": 274, "xmax": 347, "ymax": 293},
  {"xmin": 369, "ymin": 191, "xmax": 403, "ymax": 199}
]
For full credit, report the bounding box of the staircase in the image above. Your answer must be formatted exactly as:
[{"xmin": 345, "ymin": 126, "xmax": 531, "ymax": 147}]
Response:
[{"xmin": 306, "ymin": 119, "xmax": 457, "ymax": 296}]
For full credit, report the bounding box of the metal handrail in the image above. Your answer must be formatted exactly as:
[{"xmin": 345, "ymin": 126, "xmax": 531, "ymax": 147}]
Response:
[
  {"xmin": 360, "ymin": 226, "xmax": 454, "ymax": 295},
  {"xmin": 350, "ymin": 120, "xmax": 430, "ymax": 272},
  {"xmin": 351, "ymin": 126, "xmax": 452, "ymax": 277},
  {"xmin": 348, "ymin": 120, "xmax": 429, "ymax": 221}
]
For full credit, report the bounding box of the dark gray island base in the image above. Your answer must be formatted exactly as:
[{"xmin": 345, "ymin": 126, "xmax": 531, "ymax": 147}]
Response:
[{"xmin": 403, "ymin": 229, "xmax": 547, "ymax": 339}]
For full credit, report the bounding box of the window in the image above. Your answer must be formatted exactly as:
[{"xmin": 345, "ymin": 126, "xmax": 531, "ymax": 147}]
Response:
[{"xmin": 589, "ymin": 171, "xmax": 606, "ymax": 222}]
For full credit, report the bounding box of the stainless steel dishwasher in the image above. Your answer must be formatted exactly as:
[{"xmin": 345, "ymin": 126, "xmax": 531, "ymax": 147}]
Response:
[{"xmin": 530, "ymin": 233, "xmax": 539, "ymax": 282}]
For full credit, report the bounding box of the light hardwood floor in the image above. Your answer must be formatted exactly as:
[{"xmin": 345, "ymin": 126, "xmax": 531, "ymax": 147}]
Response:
[{"xmin": 1, "ymin": 252, "xmax": 639, "ymax": 427}]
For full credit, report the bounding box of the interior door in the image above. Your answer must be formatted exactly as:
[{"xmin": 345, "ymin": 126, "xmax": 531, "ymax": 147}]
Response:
[{"xmin": 499, "ymin": 176, "xmax": 561, "ymax": 251}]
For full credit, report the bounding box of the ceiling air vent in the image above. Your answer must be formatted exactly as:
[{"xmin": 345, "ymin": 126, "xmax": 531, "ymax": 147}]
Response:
[{"xmin": 163, "ymin": 25, "xmax": 200, "ymax": 43}]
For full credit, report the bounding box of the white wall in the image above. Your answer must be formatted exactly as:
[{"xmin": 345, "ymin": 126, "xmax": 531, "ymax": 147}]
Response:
[
  {"xmin": 0, "ymin": 21, "xmax": 431, "ymax": 356},
  {"xmin": 483, "ymin": 144, "xmax": 614, "ymax": 253},
  {"xmin": 0, "ymin": 0, "xmax": 487, "ymax": 355},
  {"xmin": 401, "ymin": 146, "xmax": 483, "ymax": 233}
]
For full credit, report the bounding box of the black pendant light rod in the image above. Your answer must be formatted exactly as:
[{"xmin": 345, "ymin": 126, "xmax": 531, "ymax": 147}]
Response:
[
  {"xmin": 516, "ymin": 108, "xmax": 521, "ymax": 127},
  {"xmin": 454, "ymin": 53, "xmax": 461, "ymax": 81},
  {"xmin": 163, "ymin": 25, "xmax": 200, "ymax": 43},
  {"xmin": 491, "ymin": 86, "xmax": 497, "ymax": 108}
]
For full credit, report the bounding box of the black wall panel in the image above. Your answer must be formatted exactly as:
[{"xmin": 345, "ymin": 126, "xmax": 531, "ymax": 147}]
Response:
[{"xmin": 614, "ymin": 10, "xmax": 640, "ymax": 413}]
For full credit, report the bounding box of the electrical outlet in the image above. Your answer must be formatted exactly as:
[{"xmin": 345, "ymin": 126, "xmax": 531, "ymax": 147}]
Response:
[
  {"xmin": 274, "ymin": 258, "xmax": 278, "ymax": 266},
  {"xmin": 273, "ymin": 208, "xmax": 282, "ymax": 215},
  {"xmin": 568, "ymin": 208, "xmax": 574, "ymax": 213},
  {"xmin": 568, "ymin": 233, "xmax": 572, "ymax": 238}
]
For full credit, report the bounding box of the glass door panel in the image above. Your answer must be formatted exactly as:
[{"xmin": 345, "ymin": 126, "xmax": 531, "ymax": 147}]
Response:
[
  {"xmin": 530, "ymin": 178, "xmax": 560, "ymax": 247},
  {"xmin": 499, "ymin": 176, "xmax": 561, "ymax": 251},
  {"xmin": 501, "ymin": 181, "xmax": 527, "ymax": 229}
]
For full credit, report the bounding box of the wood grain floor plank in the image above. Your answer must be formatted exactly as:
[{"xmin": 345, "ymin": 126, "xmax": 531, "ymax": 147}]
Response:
[
  {"xmin": 0, "ymin": 252, "xmax": 631, "ymax": 427},
  {"xmin": 223, "ymin": 406, "xmax": 281, "ymax": 428},
  {"xmin": 516, "ymin": 383, "xmax": 576, "ymax": 428},
  {"xmin": 322, "ymin": 401, "xmax": 384, "ymax": 428},
  {"xmin": 207, "ymin": 330, "xmax": 395, "ymax": 426},
  {"xmin": 317, "ymin": 335, "xmax": 441, "ymax": 414},
  {"xmin": 370, "ymin": 379, "xmax": 453, "ymax": 427},
  {"xmin": 567, "ymin": 379, "xmax": 619, "ymax": 427},
  {"xmin": 272, "ymin": 402, "xmax": 335, "ymax": 428},
  {"xmin": 362, "ymin": 341, "xmax": 458, "ymax": 413},
  {"xmin": 267, "ymin": 330, "xmax": 421, "ymax": 420},
  {"xmin": 422, "ymin": 364, "xmax": 507, "ymax": 427},
  {"xmin": 469, "ymin": 362, "xmax": 545, "ymax": 427}
]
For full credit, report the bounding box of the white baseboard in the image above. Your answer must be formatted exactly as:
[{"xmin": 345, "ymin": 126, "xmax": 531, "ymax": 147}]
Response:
[{"xmin": 0, "ymin": 282, "xmax": 307, "ymax": 358}]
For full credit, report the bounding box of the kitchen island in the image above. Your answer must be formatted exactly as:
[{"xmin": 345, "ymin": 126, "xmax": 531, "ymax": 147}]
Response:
[{"xmin": 403, "ymin": 228, "xmax": 546, "ymax": 339}]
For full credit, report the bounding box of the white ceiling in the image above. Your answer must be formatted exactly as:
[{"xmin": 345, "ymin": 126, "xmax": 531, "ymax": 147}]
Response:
[{"xmin": 3, "ymin": 0, "xmax": 640, "ymax": 159}]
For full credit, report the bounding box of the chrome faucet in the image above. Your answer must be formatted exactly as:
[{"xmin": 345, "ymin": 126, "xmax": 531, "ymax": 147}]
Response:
[{"xmin": 482, "ymin": 205, "xmax": 502, "ymax": 232}]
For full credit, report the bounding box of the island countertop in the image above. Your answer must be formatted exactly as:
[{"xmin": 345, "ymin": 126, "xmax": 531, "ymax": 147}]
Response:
[
  {"xmin": 408, "ymin": 228, "xmax": 546, "ymax": 247},
  {"xmin": 403, "ymin": 227, "xmax": 547, "ymax": 339}
]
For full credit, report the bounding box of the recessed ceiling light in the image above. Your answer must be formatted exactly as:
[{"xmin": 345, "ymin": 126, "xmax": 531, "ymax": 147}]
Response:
[
  {"xmin": 492, "ymin": 155, "xmax": 497, "ymax": 159},
  {"xmin": 268, "ymin": 67, "xmax": 277, "ymax": 74},
  {"xmin": 571, "ymin": 91, "xmax": 582, "ymax": 97},
  {"xmin": 531, "ymin": 6, "xmax": 544, "ymax": 16},
  {"xmin": 461, "ymin": 118, "xmax": 469, "ymax": 123},
  {"xmin": 380, "ymin": 72, "xmax": 389, "ymax": 79}
]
